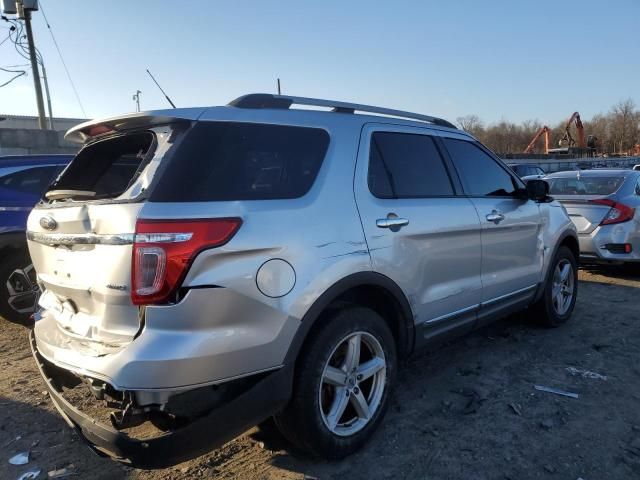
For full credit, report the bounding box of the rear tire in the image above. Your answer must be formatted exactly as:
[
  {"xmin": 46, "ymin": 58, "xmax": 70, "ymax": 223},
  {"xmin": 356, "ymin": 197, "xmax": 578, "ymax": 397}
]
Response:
[
  {"xmin": 531, "ymin": 246, "xmax": 578, "ymax": 327},
  {"xmin": 274, "ymin": 306, "xmax": 396, "ymax": 459},
  {"xmin": 0, "ymin": 253, "xmax": 38, "ymax": 324}
]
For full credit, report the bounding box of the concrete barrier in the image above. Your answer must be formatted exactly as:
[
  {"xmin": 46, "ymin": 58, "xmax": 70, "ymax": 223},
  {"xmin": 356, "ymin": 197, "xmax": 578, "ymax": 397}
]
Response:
[{"xmin": 0, "ymin": 128, "xmax": 80, "ymax": 155}]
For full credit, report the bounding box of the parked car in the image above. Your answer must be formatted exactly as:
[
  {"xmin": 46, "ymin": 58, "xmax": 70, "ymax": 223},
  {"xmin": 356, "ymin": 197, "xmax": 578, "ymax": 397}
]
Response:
[
  {"xmin": 546, "ymin": 169, "xmax": 640, "ymax": 264},
  {"xmin": 0, "ymin": 154, "xmax": 72, "ymax": 322},
  {"xmin": 507, "ymin": 163, "xmax": 546, "ymax": 181},
  {"xmin": 28, "ymin": 94, "xmax": 579, "ymax": 468}
]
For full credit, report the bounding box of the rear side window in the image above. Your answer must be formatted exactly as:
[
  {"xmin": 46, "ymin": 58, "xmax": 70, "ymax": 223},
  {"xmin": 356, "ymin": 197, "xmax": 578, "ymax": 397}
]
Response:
[
  {"xmin": 151, "ymin": 122, "xmax": 329, "ymax": 202},
  {"xmin": 548, "ymin": 176, "xmax": 625, "ymax": 195},
  {"xmin": 52, "ymin": 131, "xmax": 153, "ymax": 198},
  {"xmin": 443, "ymin": 138, "xmax": 518, "ymax": 197},
  {"xmin": 368, "ymin": 132, "xmax": 453, "ymax": 198},
  {"xmin": 0, "ymin": 166, "xmax": 61, "ymax": 195}
]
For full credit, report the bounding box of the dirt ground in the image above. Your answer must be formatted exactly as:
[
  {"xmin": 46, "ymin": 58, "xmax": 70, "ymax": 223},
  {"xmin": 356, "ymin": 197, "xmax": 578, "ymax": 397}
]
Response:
[{"xmin": 1, "ymin": 265, "xmax": 640, "ymax": 480}]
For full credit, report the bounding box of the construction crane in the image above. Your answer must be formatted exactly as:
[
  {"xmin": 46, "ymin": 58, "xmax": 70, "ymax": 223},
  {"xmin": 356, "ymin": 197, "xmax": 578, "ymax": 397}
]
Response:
[
  {"xmin": 558, "ymin": 111, "xmax": 586, "ymax": 149},
  {"xmin": 524, "ymin": 125, "xmax": 551, "ymax": 154}
]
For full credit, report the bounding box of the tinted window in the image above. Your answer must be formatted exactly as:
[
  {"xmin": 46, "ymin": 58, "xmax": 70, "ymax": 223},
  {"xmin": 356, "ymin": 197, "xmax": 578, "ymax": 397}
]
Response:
[
  {"xmin": 368, "ymin": 132, "xmax": 453, "ymax": 198},
  {"xmin": 0, "ymin": 166, "xmax": 61, "ymax": 195},
  {"xmin": 548, "ymin": 176, "xmax": 625, "ymax": 195},
  {"xmin": 152, "ymin": 122, "xmax": 329, "ymax": 202},
  {"xmin": 443, "ymin": 139, "xmax": 517, "ymax": 196}
]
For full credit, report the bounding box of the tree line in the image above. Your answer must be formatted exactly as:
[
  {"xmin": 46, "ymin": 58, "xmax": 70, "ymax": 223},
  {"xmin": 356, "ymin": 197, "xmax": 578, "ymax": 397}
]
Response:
[{"xmin": 456, "ymin": 99, "xmax": 640, "ymax": 155}]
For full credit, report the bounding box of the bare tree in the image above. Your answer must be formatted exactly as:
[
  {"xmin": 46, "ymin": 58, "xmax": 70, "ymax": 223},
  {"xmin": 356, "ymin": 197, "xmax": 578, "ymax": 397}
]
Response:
[
  {"xmin": 610, "ymin": 99, "xmax": 639, "ymax": 153},
  {"xmin": 456, "ymin": 115, "xmax": 484, "ymax": 136},
  {"xmin": 453, "ymin": 99, "xmax": 639, "ymax": 155}
]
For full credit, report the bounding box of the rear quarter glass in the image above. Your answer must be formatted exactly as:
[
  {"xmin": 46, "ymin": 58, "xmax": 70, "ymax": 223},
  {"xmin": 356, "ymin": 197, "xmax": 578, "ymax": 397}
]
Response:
[{"xmin": 149, "ymin": 122, "xmax": 330, "ymax": 202}]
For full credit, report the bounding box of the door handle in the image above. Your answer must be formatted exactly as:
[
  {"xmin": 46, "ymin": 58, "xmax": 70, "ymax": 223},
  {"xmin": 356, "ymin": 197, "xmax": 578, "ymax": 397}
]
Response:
[
  {"xmin": 376, "ymin": 216, "xmax": 409, "ymax": 229},
  {"xmin": 485, "ymin": 210, "xmax": 505, "ymax": 224}
]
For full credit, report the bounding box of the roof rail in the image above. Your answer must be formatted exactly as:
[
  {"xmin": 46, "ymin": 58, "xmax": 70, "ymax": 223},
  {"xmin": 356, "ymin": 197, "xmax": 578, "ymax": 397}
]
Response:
[{"xmin": 228, "ymin": 93, "xmax": 457, "ymax": 129}]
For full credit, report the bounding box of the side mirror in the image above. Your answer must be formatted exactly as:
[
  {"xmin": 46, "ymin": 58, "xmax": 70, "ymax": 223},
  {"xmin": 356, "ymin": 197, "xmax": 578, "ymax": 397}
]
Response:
[{"xmin": 525, "ymin": 179, "xmax": 549, "ymax": 202}]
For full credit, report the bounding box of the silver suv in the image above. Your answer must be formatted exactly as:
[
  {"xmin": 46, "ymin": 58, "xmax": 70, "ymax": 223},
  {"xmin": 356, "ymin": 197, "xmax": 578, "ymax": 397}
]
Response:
[{"xmin": 28, "ymin": 94, "xmax": 579, "ymax": 468}]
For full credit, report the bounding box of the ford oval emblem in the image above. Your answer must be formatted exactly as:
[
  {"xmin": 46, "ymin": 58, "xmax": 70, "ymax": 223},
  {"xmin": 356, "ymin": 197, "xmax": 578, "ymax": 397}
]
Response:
[{"xmin": 40, "ymin": 216, "xmax": 57, "ymax": 231}]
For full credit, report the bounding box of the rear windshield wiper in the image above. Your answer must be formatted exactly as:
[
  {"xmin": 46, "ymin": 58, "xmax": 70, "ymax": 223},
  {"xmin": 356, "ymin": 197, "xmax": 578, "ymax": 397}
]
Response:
[{"xmin": 45, "ymin": 190, "xmax": 97, "ymax": 201}]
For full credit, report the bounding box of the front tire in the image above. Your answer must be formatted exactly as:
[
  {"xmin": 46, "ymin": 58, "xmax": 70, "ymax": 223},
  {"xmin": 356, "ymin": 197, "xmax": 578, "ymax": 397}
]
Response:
[
  {"xmin": 274, "ymin": 306, "xmax": 397, "ymax": 459},
  {"xmin": 531, "ymin": 246, "xmax": 578, "ymax": 327}
]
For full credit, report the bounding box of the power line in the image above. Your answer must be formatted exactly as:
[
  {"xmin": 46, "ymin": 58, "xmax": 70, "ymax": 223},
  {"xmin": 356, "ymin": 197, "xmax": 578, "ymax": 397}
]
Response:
[
  {"xmin": 0, "ymin": 66, "xmax": 26, "ymax": 88},
  {"xmin": 39, "ymin": 1, "xmax": 87, "ymax": 117}
]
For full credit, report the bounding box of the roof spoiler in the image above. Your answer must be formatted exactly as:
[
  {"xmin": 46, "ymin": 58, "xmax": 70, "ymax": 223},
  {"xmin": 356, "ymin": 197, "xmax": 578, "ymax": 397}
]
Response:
[{"xmin": 64, "ymin": 108, "xmax": 208, "ymax": 144}]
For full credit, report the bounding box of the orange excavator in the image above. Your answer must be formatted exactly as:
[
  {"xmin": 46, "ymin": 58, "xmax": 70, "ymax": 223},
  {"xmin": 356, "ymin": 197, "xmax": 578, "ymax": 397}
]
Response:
[
  {"xmin": 559, "ymin": 111, "xmax": 586, "ymax": 149},
  {"xmin": 524, "ymin": 125, "xmax": 551, "ymax": 154}
]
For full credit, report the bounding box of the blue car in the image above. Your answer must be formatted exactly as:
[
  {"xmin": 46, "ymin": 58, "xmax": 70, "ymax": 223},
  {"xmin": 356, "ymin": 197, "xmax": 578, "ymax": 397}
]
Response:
[{"xmin": 0, "ymin": 154, "xmax": 73, "ymax": 322}]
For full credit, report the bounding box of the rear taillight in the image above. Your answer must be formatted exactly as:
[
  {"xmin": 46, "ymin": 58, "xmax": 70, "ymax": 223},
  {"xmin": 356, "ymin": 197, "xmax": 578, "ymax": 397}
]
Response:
[
  {"xmin": 589, "ymin": 199, "xmax": 635, "ymax": 225},
  {"xmin": 131, "ymin": 218, "xmax": 242, "ymax": 305}
]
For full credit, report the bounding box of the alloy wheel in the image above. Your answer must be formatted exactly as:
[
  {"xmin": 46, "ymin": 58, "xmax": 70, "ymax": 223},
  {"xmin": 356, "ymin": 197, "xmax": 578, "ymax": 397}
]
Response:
[
  {"xmin": 319, "ymin": 331, "xmax": 387, "ymax": 437},
  {"xmin": 6, "ymin": 263, "xmax": 39, "ymax": 315},
  {"xmin": 552, "ymin": 259, "xmax": 574, "ymax": 315}
]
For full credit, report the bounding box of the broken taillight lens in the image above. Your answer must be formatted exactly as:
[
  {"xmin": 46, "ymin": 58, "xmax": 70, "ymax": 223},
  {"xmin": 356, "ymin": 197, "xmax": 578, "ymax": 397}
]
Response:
[{"xmin": 131, "ymin": 218, "xmax": 242, "ymax": 305}]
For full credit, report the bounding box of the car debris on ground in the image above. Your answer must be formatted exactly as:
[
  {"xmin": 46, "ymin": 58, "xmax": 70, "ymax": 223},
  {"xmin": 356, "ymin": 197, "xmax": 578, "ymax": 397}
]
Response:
[
  {"xmin": 566, "ymin": 366, "xmax": 608, "ymax": 380},
  {"xmin": 8, "ymin": 452, "xmax": 29, "ymax": 466},
  {"xmin": 534, "ymin": 384, "xmax": 580, "ymax": 398}
]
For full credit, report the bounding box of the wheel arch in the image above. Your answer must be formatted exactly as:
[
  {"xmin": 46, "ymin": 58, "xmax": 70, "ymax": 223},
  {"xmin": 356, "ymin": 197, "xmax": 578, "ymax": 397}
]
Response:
[
  {"xmin": 534, "ymin": 230, "xmax": 579, "ymax": 303},
  {"xmin": 284, "ymin": 272, "xmax": 415, "ymax": 368}
]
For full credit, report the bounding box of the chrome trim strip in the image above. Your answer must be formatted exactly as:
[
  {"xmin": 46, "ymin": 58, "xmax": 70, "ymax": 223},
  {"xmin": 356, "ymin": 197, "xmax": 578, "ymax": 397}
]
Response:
[
  {"xmin": 27, "ymin": 231, "xmax": 134, "ymax": 246},
  {"xmin": 0, "ymin": 206, "xmax": 32, "ymax": 212},
  {"xmin": 480, "ymin": 284, "xmax": 537, "ymax": 307},
  {"xmin": 424, "ymin": 284, "xmax": 538, "ymax": 325},
  {"xmin": 426, "ymin": 304, "xmax": 479, "ymax": 324}
]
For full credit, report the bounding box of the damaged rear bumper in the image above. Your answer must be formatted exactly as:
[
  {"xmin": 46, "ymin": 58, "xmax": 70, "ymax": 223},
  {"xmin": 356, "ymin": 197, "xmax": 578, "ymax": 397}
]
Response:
[{"xmin": 30, "ymin": 331, "xmax": 292, "ymax": 469}]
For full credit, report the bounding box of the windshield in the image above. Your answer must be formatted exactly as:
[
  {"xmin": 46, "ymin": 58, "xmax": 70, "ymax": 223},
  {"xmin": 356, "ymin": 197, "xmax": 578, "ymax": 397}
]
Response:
[{"xmin": 547, "ymin": 176, "xmax": 625, "ymax": 196}]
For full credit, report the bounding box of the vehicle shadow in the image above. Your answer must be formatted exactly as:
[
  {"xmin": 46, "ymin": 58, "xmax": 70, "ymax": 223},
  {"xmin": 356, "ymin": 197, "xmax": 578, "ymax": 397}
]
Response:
[{"xmin": 579, "ymin": 263, "xmax": 640, "ymax": 282}]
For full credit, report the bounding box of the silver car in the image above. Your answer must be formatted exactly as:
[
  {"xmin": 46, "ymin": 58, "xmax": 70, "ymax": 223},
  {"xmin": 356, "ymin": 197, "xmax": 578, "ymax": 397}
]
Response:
[
  {"xmin": 27, "ymin": 94, "xmax": 579, "ymax": 467},
  {"xmin": 546, "ymin": 169, "xmax": 640, "ymax": 263}
]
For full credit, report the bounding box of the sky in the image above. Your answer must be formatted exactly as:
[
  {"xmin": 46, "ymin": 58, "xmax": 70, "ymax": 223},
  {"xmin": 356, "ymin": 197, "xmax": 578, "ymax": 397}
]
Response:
[{"xmin": 0, "ymin": 0, "xmax": 638, "ymax": 125}]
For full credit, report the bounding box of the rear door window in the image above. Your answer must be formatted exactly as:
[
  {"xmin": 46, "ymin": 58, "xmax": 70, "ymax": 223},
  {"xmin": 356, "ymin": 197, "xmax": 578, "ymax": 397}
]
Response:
[
  {"xmin": 443, "ymin": 138, "xmax": 518, "ymax": 197},
  {"xmin": 368, "ymin": 132, "xmax": 454, "ymax": 198},
  {"xmin": 151, "ymin": 122, "xmax": 329, "ymax": 202}
]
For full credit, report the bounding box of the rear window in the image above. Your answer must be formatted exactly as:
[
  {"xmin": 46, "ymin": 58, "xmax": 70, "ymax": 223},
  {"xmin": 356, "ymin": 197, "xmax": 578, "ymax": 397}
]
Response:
[
  {"xmin": 548, "ymin": 176, "xmax": 625, "ymax": 195},
  {"xmin": 50, "ymin": 131, "xmax": 154, "ymax": 199},
  {"xmin": 150, "ymin": 122, "xmax": 329, "ymax": 202}
]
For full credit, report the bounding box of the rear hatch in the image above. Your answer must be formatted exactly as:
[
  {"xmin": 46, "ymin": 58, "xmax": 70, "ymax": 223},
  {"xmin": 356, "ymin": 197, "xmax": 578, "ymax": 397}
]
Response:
[
  {"xmin": 548, "ymin": 175, "xmax": 625, "ymax": 234},
  {"xmin": 27, "ymin": 118, "xmax": 191, "ymax": 347}
]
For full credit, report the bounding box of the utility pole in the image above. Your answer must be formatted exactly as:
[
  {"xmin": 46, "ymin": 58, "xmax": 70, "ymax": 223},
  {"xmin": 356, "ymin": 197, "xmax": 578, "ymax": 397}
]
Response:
[
  {"xmin": 133, "ymin": 90, "xmax": 141, "ymax": 112},
  {"xmin": 41, "ymin": 62, "xmax": 54, "ymax": 129},
  {"xmin": 18, "ymin": 1, "xmax": 47, "ymax": 129}
]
